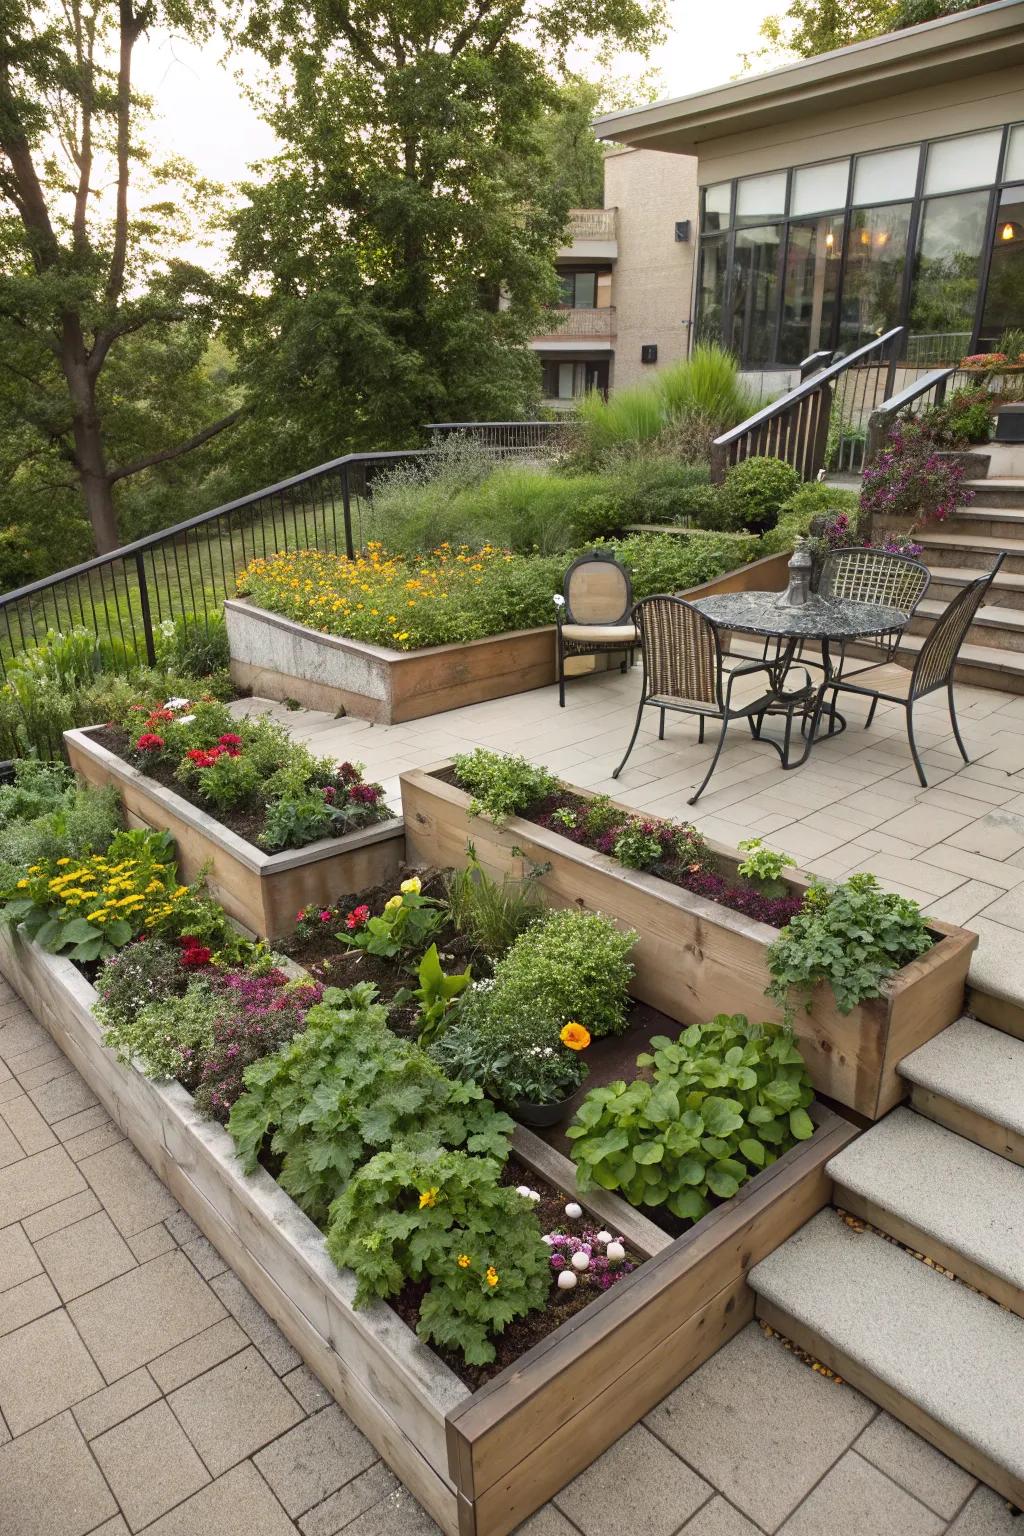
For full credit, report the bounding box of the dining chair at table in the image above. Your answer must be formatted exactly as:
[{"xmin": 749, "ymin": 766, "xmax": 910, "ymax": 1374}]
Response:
[
  {"xmin": 821, "ymin": 554, "xmax": 1004, "ymax": 787},
  {"xmin": 612, "ymin": 595, "xmax": 811, "ymax": 804},
  {"xmin": 554, "ymin": 550, "xmax": 638, "ymax": 707},
  {"xmin": 817, "ymin": 545, "xmax": 931, "ymax": 677}
]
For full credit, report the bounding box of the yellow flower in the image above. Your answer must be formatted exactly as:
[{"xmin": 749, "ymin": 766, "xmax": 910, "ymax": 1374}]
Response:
[
  {"xmin": 384, "ymin": 894, "xmax": 403, "ymax": 912},
  {"xmin": 560, "ymin": 1022, "xmax": 591, "ymax": 1051},
  {"xmin": 419, "ymin": 1188, "xmax": 439, "ymax": 1209},
  {"xmin": 15, "ymin": 878, "xmax": 28, "ymax": 889},
  {"xmin": 457, "ymin": 1254, "xmax": 471, "ymax": 1269},
  {"xmin": 399, "ymin": 876, "xmax": 421, "ymax": 896},
  {"xmin": 485, "ymin": 1267, "xmax": 499, "ymax": 1287},
  {"xmin": 56, "ymin": 857, "xmax": 70, "ymax": 867}
]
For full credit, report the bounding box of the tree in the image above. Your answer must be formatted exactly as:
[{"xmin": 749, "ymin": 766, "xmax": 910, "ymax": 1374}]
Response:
[
  {"xmin": 747, "ymin": 0, "xmax": 991, "ymax": 64},
  {"xmin": 0, "ymin": 0, "xmax": 242, "ymax": 556},
  {"xmin": 226, "ymin": 0, "xmax": 666, "ymax": 464}
]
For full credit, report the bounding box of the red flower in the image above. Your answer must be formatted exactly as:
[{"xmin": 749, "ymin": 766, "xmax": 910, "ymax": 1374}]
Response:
[
  {"xmin": 136, "ymin": 733, "xmax": 165, "ymax": 753},
  {"xmin": 319, "ymin": 910, "xmax": 332, "ymax": 923},
  {"xmin": 187, "ymin": 747, "xmax": 224, "ymax": 768},
  {"xmin": 345, "ymin": 904, "xmax": 370, "ymax": 930},
  {"xmin": 217, "ymin": 733, "xmax": 243, "ymax": 757},
  {"xmin": 337, "ymin": 762, "xmax": 361, "ymax": 784},
  {"xmin": 181, "ymin": 944, "xmax": 212, "ymax": 969}
]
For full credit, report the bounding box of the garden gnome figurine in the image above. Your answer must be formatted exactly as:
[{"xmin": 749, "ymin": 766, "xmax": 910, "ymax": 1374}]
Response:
[{"xmin": 775, "ymin": 537, "xmax": 814, "ymax": 608}]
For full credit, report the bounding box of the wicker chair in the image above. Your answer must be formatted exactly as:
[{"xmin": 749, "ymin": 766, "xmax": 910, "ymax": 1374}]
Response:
[
  {"xmin": 612, "ymin": 595, "xmax": 811, "ymax": 804},
  {"xmin": 822, "ymin": 555, "xmax": 1004, "ymax": 786},
  {"xmin": 554, "ymin": 550, "xmax": 638, "ymax": 707},
  {"xmin": 818, "ymin": 546, "xmax": 931, "ymax": 675}
]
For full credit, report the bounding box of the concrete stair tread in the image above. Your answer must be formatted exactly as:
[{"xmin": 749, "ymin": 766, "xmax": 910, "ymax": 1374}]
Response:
[
  {"xmin": 916, "ymin": 531, "xmax": 1024, "ymax": 554},
  {"xmin": 928, "ymin": 566, "xmax": 1024, "ymax": 592},
  {"xmin": 963, "ymin": 477, "xmax": 1024, "ymax": 491},
  {"xmin": 899, "ymin": 1017, "xmax": 1024, "ymax": 1138},
  {"xmin": 892, "ymin": 630, "xmax": 1024, "ymax": 675},
  {"xmin": 915, "ymin": 599, "xmax": 1024, "ymax": 630},
  {"xmin": 827, "ymin": 1106, "xmax": 1024, "ymax": 1298},
  {"xmin": 749, "ymin": 1208, "xmax": 1024, "ymax": 1483},
  {"xmin": 955, "ymin": 506, "xmax": 1024, "ymax": 522}
]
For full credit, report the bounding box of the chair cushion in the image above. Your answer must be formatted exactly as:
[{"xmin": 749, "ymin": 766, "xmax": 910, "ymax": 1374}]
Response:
[
  {"xmin": 834, "ymin": 662, "xmax": 914, "ymax": 700},
  {"xmin": 561, "ymin": 623, "xmax": 639, "ymax": 643}
]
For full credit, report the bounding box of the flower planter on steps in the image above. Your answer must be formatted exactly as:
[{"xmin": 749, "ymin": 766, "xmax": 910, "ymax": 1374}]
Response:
[
  {"xmin": 0, "ymin": 925, "xmax": 853, "ymax": 1536},
  {"xmin": 64, "ymin": 726, "xmax": 406, "ymax": 940},
  {"xmin": 400, "ymin": 765, "xmax": 978, "ymax": 1122}
]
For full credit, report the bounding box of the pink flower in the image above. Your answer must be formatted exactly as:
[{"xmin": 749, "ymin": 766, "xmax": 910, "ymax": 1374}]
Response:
[{"xmin": 345, "ymin": 904, "xmax": 370, "ymax": 931}]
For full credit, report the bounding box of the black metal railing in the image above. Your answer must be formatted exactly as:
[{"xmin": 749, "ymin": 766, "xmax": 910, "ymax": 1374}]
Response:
[
  {"xmin": 711, "ymin": 328, "xmax": 905, "ymax": 484},
  {"xmin": 425, "ymin": 420, "xmax": 574, "ymax": 452},
  {"xmin": 864, "ymin": 368, "xmax": 955, "ymax": 465}
]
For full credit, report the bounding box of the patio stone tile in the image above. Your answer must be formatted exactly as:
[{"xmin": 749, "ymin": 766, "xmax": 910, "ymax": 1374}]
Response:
[
  {"xmin": 298, "ymin": 1463, "xmax": 402, "ymax": 1536},
  {"xmin": 777, "ymin": 1451, "xmax": 944, "ymax": 1535},
  {"xmin": 284, "ymin": 1364, "xmax": 332, "ymax": 1415},
  {"xmin": 975, "ymin": 884, "xmax": 1024, "ymax": 931},
  {"xmin": 35, "ymin": 1210, "xmax": 137, "ymax": 1301},
  {"xmin": 73, "ymin": 1367, "xmax": 161, "ymax": 1440},
  {"xmin": 799, "ymin": 844, "xmax": 877, "ymax": 880},
  {"xmin": 148, "ymin": 1316, "xmax": 250, "ymax": 1393},
  {"xmin": 338, "ymin": 1485, "xmax": 440, "ymax": 1536},
  {"xmin": 127, "ymin": 1220, "xmax": 178, "ymax": 1262},
  {"xmin": 0, "ymin": 1311, "xmax": 104, "ymax": 1433},
  {"xmin": 20, "ymin": 1187, "xmax": 100, "ymax": 1240},
  {"xmin": 27, "ymin": 1069, "xmax": 98, "ymax": 1125},
  {"xmin": 0, "ymin": 1075, "xmax": 22, "ymax": 1106},
  {"xmin": 0, "ymin": 1145, "xmax": 86, "ymax": 1225},
  {"xmin": 774, "ymin": 823, "xmax": 851, "ymax": 860},
  {"xmin": 0, "ymin": 1012, "xmax": 52, "ymax": 1064},
  {"xmin": 179, "ymin": 1232, "xmax": 228, "ymax": 1279},
  {"xmin": 15, "ymin": 1055, "xmax": 76, "ymax": 1090},
  {"xmin": 164, "ymin": 1209, "xmax": 203, "ymax": 1244},
  {"xmin": 509, "ymin": 1508, "xmax": 579, "ymax": 1536},
  {"xmin": 875, "ymin": 803, "xmax": 976, "ymax": 845},
  {"xmin": 945, "ymin": 809, "xmax": 1024, "ymax": 858},
  {"xmin": 54, "ymin": 1105, "xmax": 111, "ymax": 1142},
  {"xmin": 679, "ymin": 1499, "xmax": 762, "ymax": 1536},
  {"xmin": 644, "ymin": 1324, "xmax": 875, "ymax": 1532},
  {"xmin": 144, "ymin": 1460, "xmax": 299, "ymax": 1536},
  {"xmin": 77, "ymin": 1139, "xmax": 178, "ymax": 1236},
  {"xmin": 92, "ymin": 1399, "xmax": 210, "ymax": 1532},
  {"xmin": 1, "ymin": 1091, "xmax": 58, "ymax": 1153},
  {"xmin": 554, "ymin": 1422, "xmax": 710, "ymax": 1536},
  {"xmin": 65, "ymin": 1123, "xmax": 126, "ymax": 1163},
  {"xmin": 848, "ymin": 851, "xmax": 965, "ymax": 898},
  {"xmin": 253, "ymin": 1405, "xmax": 378, "ymax": 1517},
  {"xmin": 0, "ymin": 1221, "xmax": 41, "ymax": 1291},
  {"xmin": 0, "ymin": 1114, "xmax": 25, "ymax": 1168},
  {"xmin": 68, "ymin": 1250, "xmax": 226, "ymax": 1380},
  {"xmin": 854, "ymin": 1412, "xmax": 976, "ymax": 1519},
  {"xmin": 210, "ymin": 1270, "xmax": 300, "ymax": 1374},
  {"xmin": 923, "ymin": 780, "xmax": 1017, "ymax": 811},
  {"xmin": 923, "ymin": 881, "xmax": 1005, "ymax": 926},
  {"xmin": 90, "ymin": 1521, "xmax": 130, "ymax": 1536},
  {"xmin": 0, "ymin": 1412, "xmax": 117, "ymax": 1536},
  {"xmin": 919, "ymin": 844, "xmax": 1024, "ymax": 889},
  {"xmin": 0, "ymin": 1270, "xmax": 61, "ymax": 1336},
  {"xmin": 946, "ymin": 1486, "xmax": 1023, "ymax": 1532},
  {"xmin": 169, "ymin": 1347, "xmax": 304, "ymax": 1474}
]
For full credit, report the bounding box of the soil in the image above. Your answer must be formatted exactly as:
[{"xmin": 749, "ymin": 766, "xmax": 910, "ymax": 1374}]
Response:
[{"xmin": 388, "ymin": 1154, "xmax": 643, "ymax": 1392}]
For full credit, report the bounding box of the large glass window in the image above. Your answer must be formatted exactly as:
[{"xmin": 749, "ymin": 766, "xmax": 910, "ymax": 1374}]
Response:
[
  {"xmin": 702, "ymin": 182, "xmax": 731, "ymax": 232},
  {"xmin": 730, "ymin": 225, "xmax": 782, "ymax": 364},
  {"xmin": 556, "ymin": 270, "xmax": 609, "ymax": 308},
  {"xmin": 852, "ymin": 145, "xmax": 920, "ymax": 206},
  {"xmin": 541, "ymin": 359, "xmax": 609, "ymax": 400},
  {"xmin": 980, "ymin": 187, "xmax": 1024, "ymax": 348},
  {"xmin": 791, "ymin": 160, "xmax": 848, "ymax": 216},
  {"xmin": 838, "ymin": 203, "xmax": 913, "ymax": 351},
  {"xmin": 779, "ymin": 215, "xmax": 844, "ymax": 364},
  {"xmin": 1006, "ymin": 126, "xmax": 1024, "ymax": 184},
  {"xmin": 909, "ymin": 189, "xmax": 989, "ymax": 362},
  {"xmin": 925, "ymin": 130, "xmax": 1002, "ymax": 195},
  {"xmin": 735, "ymin": 173, "xmax": 786, "ymax": 226},
  {"xmin": 695, "ymin": 234, "xmax": 728, "ymax": 345}
]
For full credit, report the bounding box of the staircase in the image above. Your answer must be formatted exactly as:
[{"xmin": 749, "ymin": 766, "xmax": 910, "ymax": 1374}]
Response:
[{"xmin": 749, "ymin": 1008, "xmax": 1024, "ymax": 1511}]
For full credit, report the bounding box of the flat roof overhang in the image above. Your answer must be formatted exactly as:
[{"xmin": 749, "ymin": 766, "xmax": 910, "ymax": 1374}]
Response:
[{"xmin": 594, "ymin": 0, "xmax": 1024, "ymax": 156}]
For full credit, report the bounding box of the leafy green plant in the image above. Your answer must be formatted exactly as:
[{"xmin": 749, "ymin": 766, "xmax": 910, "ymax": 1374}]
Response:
[
  {"xmin": 259, "ymin": 788, "xmax": 334, "ymax": 851},
  {"xmin": 482, "ymin": 907, "xmax": 636, "ymax": 1040},
  {"xmin": 765, "ymin": 873, "xmax": 933, "ymax": 1018},
  {"xmin": 430, "ymin": 989, "xmax": 590, "ymax": 1106},
  {"xmin": 155, "ymin": 612, "xmax": 231, "ymax": 676},
  {"xmin": 100, "ymin": 978, "xmax": 221, "ymax": 1081},
  {"xmin": 451, "ymin": 749, "xmax": 556, "ymax": 824},
  {"xmin": 340, "ymin": 878, "xmax": 443, "ymax": 959},
  {"xmin": 187, "ymin": 751, "xmax": 260, "ymax": 812},
  {"xmin": 394, "ymin": 943, "xmax": 472, "ymax": 1045},
  {"xmin": 918, "ymin": 387, "xmax": 994, "ymax": 449},
  {"xmin": 567, "ymin": 1014, "xmax": 814, "ymax": 1221},
  {"xmin": 717, "ymin": 457, "xmax": 801, "ymax": 535},
  {"xmin": 0, "ymin": 767, "xmax": 122, "ymax": 893},
  {"xmin": 228, "ymin": 983, "xmax": 513, "ymax": 1225},
  {"xmin": 93, "ymin": 938, "xmax": 190, "ymax": 1038},
  {"xmin": 326, "ymin": 1144, "xmax": 549, "ymax": 1365},
  {"xmin": 612, "ymin": 818, "xmax": 667, "ymax": 871},
  {"xmin": 441, "ymin": 843, "xmax": 543, "ymax": 958},
  {"xmin": 737, "ymin": 838, "xmax": 797, "ymax": 899}
]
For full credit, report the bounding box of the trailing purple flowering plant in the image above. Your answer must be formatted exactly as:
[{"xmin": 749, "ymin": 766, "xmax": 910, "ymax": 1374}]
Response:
[{"xmin": 860, "ymin": 419, "xmax": 973, "ymax": 528}]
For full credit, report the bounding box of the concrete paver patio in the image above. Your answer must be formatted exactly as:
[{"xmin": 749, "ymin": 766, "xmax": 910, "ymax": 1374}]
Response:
[{"xmin": 5, "ymin": 664, "xmax": 1024, "ymax": 1533}]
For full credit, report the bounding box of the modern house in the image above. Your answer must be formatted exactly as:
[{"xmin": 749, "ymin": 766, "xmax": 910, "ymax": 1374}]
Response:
[
  {"xmin": 530, "ymin": 148, "xmax": 697, "ymax": 406},
  {"xmin": 594, "ymin": 0, "xmax": 1024, "ymax": 384}
]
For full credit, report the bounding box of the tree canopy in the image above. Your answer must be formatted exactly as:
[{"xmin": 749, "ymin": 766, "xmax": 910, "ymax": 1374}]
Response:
[{"xmin": 747, "ymin": 0, "xmax": 991, "ymax": 64}]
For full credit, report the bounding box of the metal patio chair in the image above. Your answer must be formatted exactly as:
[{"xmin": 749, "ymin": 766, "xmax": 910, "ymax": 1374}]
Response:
[
  {"xmin": 612, "ymin": 594, "xmax": 811, "ymax": 804},
  {"xmin": 554, "ymin": 550, "xmax": 638, "ymax": 707},
  {"xmin": 818, "ymin": 545, "xmax": 931, "ymax": 676},
  {"xmin": 823, "ymin": 555, "xmax": 1004, "ymax": 787}
]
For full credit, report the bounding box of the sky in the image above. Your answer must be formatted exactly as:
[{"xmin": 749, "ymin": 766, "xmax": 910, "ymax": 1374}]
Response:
[{"xmin": 131, "ymin": 0, "xmax": 780, "ymax": 189}]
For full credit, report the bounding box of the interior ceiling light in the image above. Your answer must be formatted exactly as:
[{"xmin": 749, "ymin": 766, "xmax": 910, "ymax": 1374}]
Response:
[{"xmin": 1001, "ymin": 221, "xmax": 1023, "ymax": 242}]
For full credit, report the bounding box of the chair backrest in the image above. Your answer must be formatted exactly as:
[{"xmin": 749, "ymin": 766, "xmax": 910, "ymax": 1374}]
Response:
[
  {"xmin": 633, "ymin": 595, "xmax": 722, "ymax": 708},
  {"xmin": 819, "ymin": 546, "xmax": 931, "ymax": 615},
  {"xmin": 563, "ymin": 550, "xmax": 633, "ymax": 625},
  {"xmin": 911, "ymin": 554, "xmax": 1005, "ymax": 697}
]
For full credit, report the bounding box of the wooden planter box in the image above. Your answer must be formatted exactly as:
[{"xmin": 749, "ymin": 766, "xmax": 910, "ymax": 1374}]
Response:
[
  {"xmin": 0, "ymin": 926, "xmax": 853, "ymax": 1536},
  {"xmin": 400, "ymin": 767, "xmax": 978, "ymax": 1122},
  {"xmin": 65, "ymin": 726, "xmax": 406, "ymax": 940}
]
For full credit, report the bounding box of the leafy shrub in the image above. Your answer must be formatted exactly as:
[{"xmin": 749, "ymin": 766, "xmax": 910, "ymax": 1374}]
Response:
[
  {"xmin": 430, "ymin": 998, "xmax": 589, "ymax": 1106},
  {"xmin": 918, "ymin": 388, "xmax": 994, "ymax": 449},
  {"xmin": 656, "ymin": 345, "xmax": 761, "ymax": 437},
  {"xmin": 155, "ymin": 613, "xmax": 231, "ymax": 676},
  {"xmin": 601, "ymin": 460, "xmax": 714, "ymax": 530},
  {"xmin": 228, "ymin": 982, "xmax": 513, "ymax": 1225},
  {"xmin": 568, "ymin": 1015, "xmax": 814, "ymax": 1220},
  {"xmin": 452, "ymin": 749, "xmax": 556, "ymax": 823},
  {"xmin": 94, "ymin": 938, "xmax": 190, "ymax": 1039},
  {"xmin": 614, "ymin": 530, "xmax": 762, "ymax": 596},
  {"xmin": 765, "ymin": 873, "xmax": 933, "ymax": 1018},
  {"xmin": 481, "ymin": 908, "xmax": 636, "ymax": 1041},
  {"xmin": 101, "ymin": 978, "xmax": 222, "ymax": 1081},
  {"xmin": 861, "ymin": 419, "xmax": 973, "ymax": 526},
  {"xmin": 716, "ymin": 457, "xmax": 801, "ymax": 535},
  {"xmin": 326, "ymin": 1144, "xmax": 549, "ymax": 1365},
  {"xmin": 0, "ymin": 770, "xmax": 121, "ymax": 893}
]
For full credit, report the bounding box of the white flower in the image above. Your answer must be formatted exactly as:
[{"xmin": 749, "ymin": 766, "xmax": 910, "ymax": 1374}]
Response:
[
  {"xmin": 564, "ymin": 1201, "xmax": 583, "ymax": 1220},
  {"xmin": 556, "ymin": 1269, "xmax": 577, "ymax": 1290},
  {"xmin": 606, "ymin": 1241, "xmax": 626, "ymax": 1265},
  {"xmin": 570, "ymin": 1251, "xmax": 589, "ymax": 1272},
  {"xmin": 164, "ymin": 696, "xmax": 190, "ymax": 710},
  {"xmin": 159, "ymin": 620, "xmax": 176, "ymax": 639}
]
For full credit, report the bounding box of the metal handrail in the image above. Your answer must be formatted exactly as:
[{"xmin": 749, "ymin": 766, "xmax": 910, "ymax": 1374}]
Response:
[{"xmin": 864, "ymin": 366, "xmax": 955, "ymax": 464}]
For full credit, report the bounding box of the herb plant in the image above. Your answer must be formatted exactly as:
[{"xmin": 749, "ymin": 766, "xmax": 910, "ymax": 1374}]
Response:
[
  {"xmin": 451, "ymin": 749, "xmax": 556, "ymax": 823},
  {"xmin": 442, "ymin": 843, "xmax": 542, "ymax": 957},
  {"xmin": 326, "ymin": 1144, "xmax": 549, "ymax": 1366},
  {"xmin": 430, "ymin": 995, "xmax": 589, "ymax": 1107},
  {"xmin": 568, "ymin": 1015, "xmax": 814, "ymax": 1222},
  {"xmin": 737, "ymin": 838, "xmax": 797, "ymax": 899},
  {"xmin": 765, "ymin": 873, "xmax": 933, "ymax": 1018},
  {"xmin": 482, "ymin": 907, "xmax": 636, "ymax": 1040},
  {"xmin": 101, "ymin": 979, "xmax": 222, "ymax": 1081}
]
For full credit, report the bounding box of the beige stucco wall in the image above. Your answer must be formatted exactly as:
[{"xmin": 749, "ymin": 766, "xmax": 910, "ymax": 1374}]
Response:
[
  {"xmin": 603, "ymin": 147, "xmax": 698, "ymax": 391},
  {"xmin": 694, "ymin": 63, "xmax": 1024, "ymax": 186}
]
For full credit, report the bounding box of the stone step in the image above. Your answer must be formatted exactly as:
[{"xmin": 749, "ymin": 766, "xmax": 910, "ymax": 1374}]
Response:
[
  {"xmin": 927, "ymin": 566, "xmax": 1024, "ymax": 612},
  {"xmin": 749, "ymin": 1208, "xmax": 1024, "ymax": 1511},
  {"xmin": 961, "ymin": 476, "xmax": 1024, "ymax": 509},
  {"xmin": 908, "ymin": 599, "xmax": 1024, "ymax": 652},
  {"xmin": 827, "ymin": 1106, "xmax": 1024, "ymax": 1319},
  {"xmin": 938, "ymin": 507, "xmax": 1024, "ymax": 542},
  {"xmin": 729, "ymin": 628, "xmax": 1024, "ymax": 693},
  {"xmin": 899, "ymin": 1016, "xmax": 1024, "ymax": 1170},
  {"xmin": 915, "ymin": 530, "xmax": 1024, "ymax": 574}
]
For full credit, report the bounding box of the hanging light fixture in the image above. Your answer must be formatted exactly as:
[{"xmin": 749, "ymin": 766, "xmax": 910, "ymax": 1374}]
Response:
[
  {"xmin": 1000, "ymin": 220, "xmax": 1023, "ymax": 242},
  {"xmin": 824, "ymin": 229, "xmax": 835, "ymax": 251}
]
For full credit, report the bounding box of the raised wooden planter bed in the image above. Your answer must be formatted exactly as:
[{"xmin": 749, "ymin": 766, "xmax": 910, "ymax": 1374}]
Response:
[
  {"xmin": 400, "ymin": 766, "xmax": 978, "ymax": 1122},
  {"xmin": 0, "ymin": 926, "xmax": 853, "ymax": 1536},
  {"xmin": 65, "ymin": 726, "xmax": 405, "ymax": 940}
]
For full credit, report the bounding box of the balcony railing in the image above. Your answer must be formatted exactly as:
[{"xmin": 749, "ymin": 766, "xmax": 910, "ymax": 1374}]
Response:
[
  {"xmin": 565, "ymin": 208, "xmax": 617, "ymax": 241},
  {"xmin": 534, "ymin": 306, "xmax": 617, "ymax": 340}
]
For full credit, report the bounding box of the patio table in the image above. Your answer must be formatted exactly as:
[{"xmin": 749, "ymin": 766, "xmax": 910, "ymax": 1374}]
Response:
[{"xmin": 689, "ymin": 590, "xmax": 910, "ymax": 770}]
